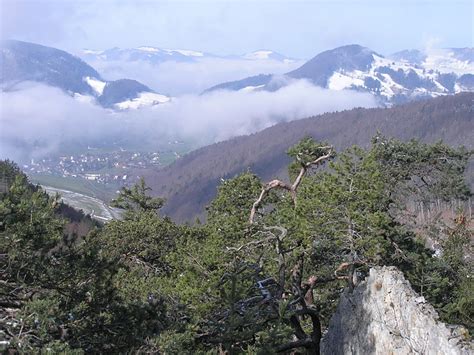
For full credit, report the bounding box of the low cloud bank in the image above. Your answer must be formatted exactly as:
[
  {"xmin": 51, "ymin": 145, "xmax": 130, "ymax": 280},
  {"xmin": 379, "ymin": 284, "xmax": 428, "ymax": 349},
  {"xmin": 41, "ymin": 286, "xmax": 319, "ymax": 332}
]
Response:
[
  {"xmin": 87, "ymin": 57, "xmax": 304, "ymax": 95},
  {"xmin": 0, "ymin": 80, "xmax": 377, "ymax": 162}
]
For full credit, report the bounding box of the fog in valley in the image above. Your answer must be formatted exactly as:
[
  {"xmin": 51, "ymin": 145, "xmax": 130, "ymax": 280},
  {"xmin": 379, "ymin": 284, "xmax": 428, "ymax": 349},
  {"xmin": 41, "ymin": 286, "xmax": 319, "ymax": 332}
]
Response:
[{"xmin": 0, "ymin": 78, "xmax": 376, "ymax": 162}]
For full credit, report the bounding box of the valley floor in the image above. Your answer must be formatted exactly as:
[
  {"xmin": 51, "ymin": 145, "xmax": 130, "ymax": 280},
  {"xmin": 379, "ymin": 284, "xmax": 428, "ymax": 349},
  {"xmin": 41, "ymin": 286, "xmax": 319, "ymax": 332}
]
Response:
[{"xmin": 42, "ymin": 185, "xmax": 121, "ymax": 221}]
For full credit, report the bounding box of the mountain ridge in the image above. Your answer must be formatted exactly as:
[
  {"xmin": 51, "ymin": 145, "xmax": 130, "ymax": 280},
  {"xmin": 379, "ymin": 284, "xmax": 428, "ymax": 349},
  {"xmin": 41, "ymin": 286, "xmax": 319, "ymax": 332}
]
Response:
[
  {"xmin": 205, "ymin": 44, "xmax": 474, "ymax": 104},
  {"xmin": 0, "ymin": 40, "xmax": 170, "ymax": 110},
  {"xmin": 140, "ymin": 93, "xmax": 474, "ymax": 222},
  {"xmin": 80, "ymin": 46, "xmax": 297, "ymax": 64}
]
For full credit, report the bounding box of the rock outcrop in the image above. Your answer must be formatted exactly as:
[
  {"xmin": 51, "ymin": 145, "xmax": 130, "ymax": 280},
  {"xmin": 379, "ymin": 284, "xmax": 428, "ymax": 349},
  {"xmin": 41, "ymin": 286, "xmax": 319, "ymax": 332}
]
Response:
[{"xmin": 321, "ymin": 266, "xmax": 472, "ymax": 355}]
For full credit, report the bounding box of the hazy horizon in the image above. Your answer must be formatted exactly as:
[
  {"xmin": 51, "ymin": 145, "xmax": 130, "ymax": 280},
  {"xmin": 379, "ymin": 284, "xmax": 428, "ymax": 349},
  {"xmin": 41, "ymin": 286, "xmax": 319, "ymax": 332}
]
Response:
[{"xmin": 1, "ymin": 0, "xmax": 472, "ymax": 58}]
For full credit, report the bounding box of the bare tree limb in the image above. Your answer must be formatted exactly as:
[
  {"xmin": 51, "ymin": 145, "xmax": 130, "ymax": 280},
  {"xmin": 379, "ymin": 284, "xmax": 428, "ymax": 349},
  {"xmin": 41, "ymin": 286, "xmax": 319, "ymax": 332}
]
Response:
[{"xmin": 249, "ymin": 147, "xmax": 333, "ymax": 223}]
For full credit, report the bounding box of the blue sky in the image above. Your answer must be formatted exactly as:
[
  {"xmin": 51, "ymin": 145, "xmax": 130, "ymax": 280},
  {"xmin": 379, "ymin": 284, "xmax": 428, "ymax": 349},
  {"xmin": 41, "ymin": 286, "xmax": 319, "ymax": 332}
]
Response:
[{"xmin": 1, "ymin": 0, "xmax": 473, "ymax": 57}]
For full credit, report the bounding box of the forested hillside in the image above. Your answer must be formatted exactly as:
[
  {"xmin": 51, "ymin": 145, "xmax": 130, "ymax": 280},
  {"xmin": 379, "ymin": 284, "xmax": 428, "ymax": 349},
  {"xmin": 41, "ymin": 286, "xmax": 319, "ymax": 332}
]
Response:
[
  {"xmin": 1, "ymin": 136, "xmax": 472, "ymax": 353},
  {"xmin": 2, "ymin": 1, "xmax": 472, "ymax": 353},
  {"xmin": 142, "ymin": 93, "xmax": 474, "ymax": 221}
]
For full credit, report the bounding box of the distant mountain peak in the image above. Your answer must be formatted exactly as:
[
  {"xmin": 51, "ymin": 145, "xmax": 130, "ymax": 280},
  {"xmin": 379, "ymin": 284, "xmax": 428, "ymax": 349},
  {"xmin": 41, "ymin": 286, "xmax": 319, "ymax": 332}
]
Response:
[
  {"xmin": 1, "ymin": 39, "xmax": 102, "ymax": 95},
  {"xmin": 167, "ymin": 48, "xmax": 205, "ymax": 57},
  {"xmin": 245, "ymin": 50, "xmax": 274, "ymax": 58},
  {"xmin": 1, "ymin": 40, "xmax": 170, "ymax": 110},
  {"xmin": 137, "ymin": 46, "xmax": 161, "ymax": 53},
  {"xmin": 390, "ymin": 48, "xmax": 474, "ymax": 75},
  {"xmin": 239, "ymin": 49, "xmax": 295, "ymax": 63},
  {"xmin": 206, "ymin": 43, "xmax": 474, "ymax": 104},
  {"xmin": 80, "ymin": 45, "xmax": 209, "ymax": 63},
  {"xmin": 389, "ymin": 49, "xmax": 426, "ymax": 64},
  {"xmin": 288, "ymin": 44, "xmax": 379, "ymax": 85},
  {"xmin": 328, "ymin": 43, "xmax": 375, "ymax": 54},
  {"xmin": 80, "ymin": 45, "xmax": 296, "ymax": 64}
]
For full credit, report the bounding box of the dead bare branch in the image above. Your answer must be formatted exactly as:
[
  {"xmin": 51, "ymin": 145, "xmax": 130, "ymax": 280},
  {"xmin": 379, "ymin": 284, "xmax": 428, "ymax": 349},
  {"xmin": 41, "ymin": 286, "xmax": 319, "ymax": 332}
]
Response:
[{"xmin": 249, "ymin": 147, "xmax": 333, "ymax": 223}]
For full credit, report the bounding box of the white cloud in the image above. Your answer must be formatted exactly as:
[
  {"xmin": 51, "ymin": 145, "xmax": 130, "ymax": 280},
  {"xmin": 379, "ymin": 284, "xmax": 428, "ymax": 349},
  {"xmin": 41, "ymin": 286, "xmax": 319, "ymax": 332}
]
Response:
[
  {"xmin": 151, "ymin": 80, "xmax": 377, "ymax": 143},
  {"xmin": 0, "ymin": 80, "xmax": 377, "ymax": 162},
  {"xmin": 86, "ymin": 57, "xmax": 304, "ymax": 95}
]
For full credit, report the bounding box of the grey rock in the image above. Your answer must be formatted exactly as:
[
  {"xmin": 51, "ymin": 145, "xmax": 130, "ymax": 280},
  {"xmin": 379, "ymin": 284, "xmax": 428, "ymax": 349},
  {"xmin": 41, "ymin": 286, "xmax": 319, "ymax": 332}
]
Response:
[{"xmin": 321, "ymin": 266, "xmax": 473, "ymax": 355}]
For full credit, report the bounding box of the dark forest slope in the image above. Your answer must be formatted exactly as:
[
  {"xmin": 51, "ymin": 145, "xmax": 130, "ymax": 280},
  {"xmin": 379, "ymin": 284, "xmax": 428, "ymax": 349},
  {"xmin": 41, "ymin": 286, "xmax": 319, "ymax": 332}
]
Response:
[
  {"xmin": 1, "ymin": 40, "xmax": 101, "ymax": 95},
  {"xmin": 1, "ymin": 40, "xmax": 163, "ymax": 109},
  {"xmin": 143, "ymin": 93, "xmax": 474, "ymax": 221}
]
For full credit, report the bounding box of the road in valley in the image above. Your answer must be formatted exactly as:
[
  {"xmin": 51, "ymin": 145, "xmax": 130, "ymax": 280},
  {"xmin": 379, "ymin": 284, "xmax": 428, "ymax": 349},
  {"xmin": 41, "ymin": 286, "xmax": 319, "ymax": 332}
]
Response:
[{"xmin": 42, "ymin": 186, "xmax": 122, "ymax": 221}]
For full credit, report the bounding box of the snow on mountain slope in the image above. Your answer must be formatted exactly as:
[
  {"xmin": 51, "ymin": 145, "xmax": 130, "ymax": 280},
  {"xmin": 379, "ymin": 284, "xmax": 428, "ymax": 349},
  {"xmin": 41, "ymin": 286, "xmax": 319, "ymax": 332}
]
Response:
[
  {"xmin": 137, "ymin": 46, "xmax": 205, "ymax": 57},
  {"xmin": 95, "ymin": 78, "xmax": 170, "ymax": 109},
  {"xmin": 423, "ymin": 49, "xmax": 474, "ymax": 75},
  {"xmin": 242, "ymin": 50, "xmax": 294, "ymax": 62},
  {"xmin": 326, "ymin": 53, "xmax": 450, "ymax": 99},
  {"xmin": 81, "ymin": 46, "xmax": 295, "ymax": 64},
  {"xmin": 0, "ymin": 40, "xmax": 169, "ymax": 110},
  {"xmin": 244, "ymin": 50, "xmax": 275, "ymax": 60},
  {"xmin": 115, "ymin": 92, "xmax": 171, "ymax": 110},
  {"xmin": 327, "ymin": 72, "xmax": 365, "ymax": 91},
  {"xmin": 84, "ymin": 76, "xmax": 171, "ymax": 110},
  {"xmin": 206, "ymin": 45, "xmax": 474, "ymax": 104},
  {"xmin": 241, "ymin": 50, "xmax": 295, "ymax": 63},
  {"xmin": 169, "ymin": 49, "xmax": 204, "ymax": 57},
  {"xmin": 85, "ymin": 76, "xmax": 106, "ymax": 95},
  {"xmin": 136, "ymin": 46, "xmax": 160, "ymax": 53},
  {"xmin": 83, "ymin": 49, "xmax": 103, "ymax": 55},
  {"xmin": 81, "ymin": 46, "xmax": 210, "ymax": 64},
  {"xmin": 238, "ymin": 84, "xmax": 266, "ymax": 93}
]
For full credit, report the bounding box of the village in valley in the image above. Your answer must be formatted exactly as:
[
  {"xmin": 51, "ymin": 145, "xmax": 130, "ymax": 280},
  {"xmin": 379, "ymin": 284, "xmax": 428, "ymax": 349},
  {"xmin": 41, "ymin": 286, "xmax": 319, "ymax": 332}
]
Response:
[{"xmin": 22, "ymin": 148, "xmax": 182, "ymax": 187}]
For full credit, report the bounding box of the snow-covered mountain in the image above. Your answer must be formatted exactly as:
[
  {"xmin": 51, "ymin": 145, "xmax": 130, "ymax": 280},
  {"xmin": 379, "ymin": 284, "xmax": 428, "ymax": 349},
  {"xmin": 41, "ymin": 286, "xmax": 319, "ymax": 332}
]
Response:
[
  {"xmin": 1, "ymin": 40, "xmax": 170, "ymax": 110},
  {"xmin": 92, "ymin": 78, "xmax": 170, "ymax": 109},
  {"xmin": 241, "ymin": 50, "xmax": 296, "ymax": 63},
  {"xmin": 205, "ymin": 44, "xmax": 474, "ymax": 104},
  {"xmin": 81, "ymin": 46, "xmax": 211, "ymax": 64},
  {"xmin": 80, "ymin": 46, "xmax": 296, "ymax": 64},
  {"xmin": 390, "ymin": 48, "xmax": 474, "ymax": 75}
]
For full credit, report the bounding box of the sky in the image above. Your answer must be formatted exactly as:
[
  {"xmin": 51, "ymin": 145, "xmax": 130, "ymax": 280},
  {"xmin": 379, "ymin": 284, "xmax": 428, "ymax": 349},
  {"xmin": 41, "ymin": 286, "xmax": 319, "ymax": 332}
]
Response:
[{"xmin": 1, "ymin": 0, "xmax": 473, "ymax": 58}]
